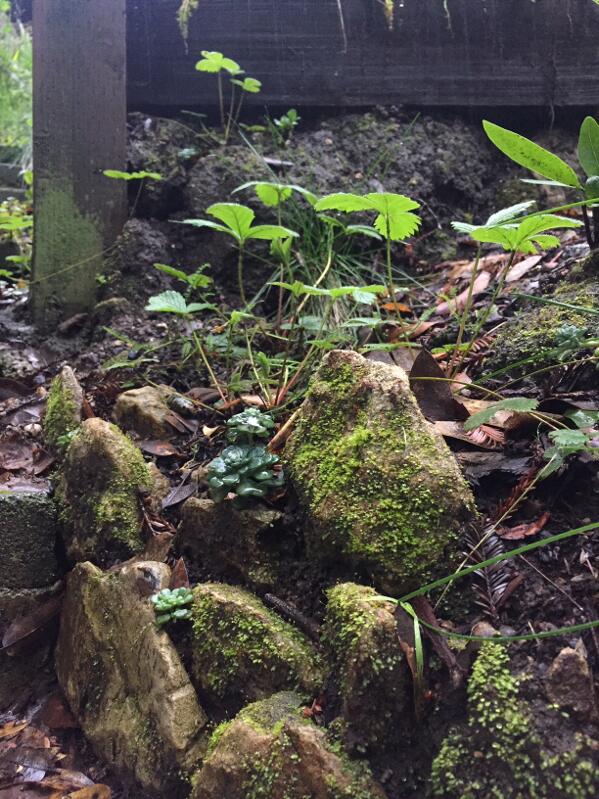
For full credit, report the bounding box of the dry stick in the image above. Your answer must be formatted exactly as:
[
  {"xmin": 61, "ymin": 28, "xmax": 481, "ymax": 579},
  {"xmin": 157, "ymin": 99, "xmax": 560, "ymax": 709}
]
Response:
[
  {"xmin": 191, "ymin": 331, "xmax": 227, "ymax": 404},
  {"xmin": 518, "ymin": 554, "xmax": 584, "ymax": 613}
]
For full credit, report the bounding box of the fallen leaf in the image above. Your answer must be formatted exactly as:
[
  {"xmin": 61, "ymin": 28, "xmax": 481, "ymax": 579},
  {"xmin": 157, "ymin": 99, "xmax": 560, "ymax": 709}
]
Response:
[
  {"xmin": 0, "ymin": 721, "xmax": 28, "ymax": 740},
  {"xmin": 380, "ymin": 301, "xmax": 411, "ymax": 313},
  {"xmin": 164, "ymin": 411, "xmax": 198, "ymax": 434},
  {"xmin": 66, "ymin": 785, "xmax": 112, "ymax": 799},
  {"xmin": 1, "ymin": 595, "xmax": 63, "ymax": 654},
  {"xmin": 434, "ymin": 420, "xmax": 505, "ymax": 450},
  {"xmin": 161, "ymin": 481, "xmax": 196, "ymax": 509},
  {"xmin": 497, "ymin": 512, "xmax": 551, "ymax": 541},
  {"xmin": 0, "ymin": 377, "xmax": 30, "ymax": 400},
  {"xmin": 169, "ymin": 558, "xmax": 190, "ymax": 590},
  {"xmin": 436, "ymin": 271, "xmax": 491, "ymax": 315},
  {"xmin": 40, "ymin": 769, "xmax": 94, "ymax": 792},
  {"xmin": 139, "ymin": 440, "xmax": 180, "ymax": 457},
  {"xmin": 505, "ymin": 254, "xmax": 543, "ymax": 282},
  {"xmin": 37, "ymin": 695, "xmax": 79, "ymax": 730},
  {"xmin": 409, "ymin": 350, "xmax": 469, "ymax": 422},
  {"xmin": 0, "ymin": 434, "xmax": 35, "ymax": 471}
]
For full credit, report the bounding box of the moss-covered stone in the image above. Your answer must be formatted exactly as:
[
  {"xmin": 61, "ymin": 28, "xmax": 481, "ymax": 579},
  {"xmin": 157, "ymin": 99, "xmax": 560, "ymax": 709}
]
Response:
[
  {"xmin": 284, "ymin": 350, "xmax": 474, "ymax": 594},
  {"xmin": 488, "ymin": 274, "xmax": 599, "ymax": 374},
  {"xmin": 431, "ymin": 642, "xmax": 599, "ymax": 799},
  {"xmin": 190, "ymin": 584, "xmax": 324, "ymax": 712},
  {"xmin": 56, "ymin": 561, "xmax": 208, "ymax": 795},
  {"xmin": 43, "ymin": 365, "xmax": 83, "ymax": 451},
  {"xmin": 58, "ymin": 418, "xmax": 152, "ymax": 565},
  {"xmin": 324, "ymin": 583, "xmax": 410, "ymax": 751},
  {"xmin": 0, "ymin": 491, "xmax": 59, "ymax": 589},
  {"xmin": 190, "ymin": 692, "xmax": 386, "ymax": 799}
]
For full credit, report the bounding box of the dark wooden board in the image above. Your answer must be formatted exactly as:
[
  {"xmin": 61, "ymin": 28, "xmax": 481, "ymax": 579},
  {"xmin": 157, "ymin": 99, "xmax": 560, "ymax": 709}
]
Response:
[
  {"xmin": 126, "ymin": 0, "xmax": 599, "ymax": 108},
  {"xmin": 31, "ymin": 0, "xmax": 127, "ymax": 330}
]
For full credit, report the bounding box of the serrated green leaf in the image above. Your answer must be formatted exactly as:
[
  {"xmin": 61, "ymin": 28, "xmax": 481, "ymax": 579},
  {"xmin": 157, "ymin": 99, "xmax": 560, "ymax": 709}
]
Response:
[
  {"xmin": 549, "ymin": 428, "xmax": 589, "ymax": 448},
  {"xmin": 483, "ymin": 120, "xmax": 581, "ymax": 189},
  {"xmin": 231, "ymin": 76, "xmax": 261, "ymax": 93},
  {"xmin": 145, "ymin": 290, "xmax": 188, "ymax": 315},
  {"xmin": 196, "ymin": 51, "xmax": 241, "ymax": 74},
  {"xmin": 565, "ymin": 408, "xmax": 599, "ymax": 428},
  {"xmin": 464, "ymin": 397, "xmax": 539, "ymax": 431},
  {"xmin": 178, "ymin": 218, "xmax": 230, "ymax": 236},
  {"xmin": 486, "ymin": 201, "xmax": 536, "ymax": 227},
  {"xmin": 153, "ymin": 263, "xmax": 189, "ymax": 282},
  {"xmin": 255, "ymin": 183, "xmax": 292, "ymax": 207},
  {"xmin": 578, "ymin": 116, "xmax": 599, "ymax": 178}
]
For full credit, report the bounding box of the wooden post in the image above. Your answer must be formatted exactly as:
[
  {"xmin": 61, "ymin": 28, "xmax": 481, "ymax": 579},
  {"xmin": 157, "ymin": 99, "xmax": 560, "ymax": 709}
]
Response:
[{"xmin": 31, "ymin": 0, "xmax": 127, "ymax": 331}]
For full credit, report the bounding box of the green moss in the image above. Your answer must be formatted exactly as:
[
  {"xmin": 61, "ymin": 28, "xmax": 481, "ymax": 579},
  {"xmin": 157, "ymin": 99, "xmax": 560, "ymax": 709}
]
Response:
[
  {"xmin": 431, "ymin": 642, "xmax": 599, "ymax": 799},
  {"xmin": 286, "ymin": 355, "xmax": 472, "ymax": 591},
  {"xmin": 490, "ymin": 278, "xmax": 599, "ymax": 373},
  {"xmin": 191, "ymin": 585, "xmax": 323, "ymax": 704},
  {"xmin": 58, "ymin": 421, "xmax": 152, "ymax": 562},
  {"xmin": 44, "ymin": 371, "xmax": 81, "ymax": 450}
]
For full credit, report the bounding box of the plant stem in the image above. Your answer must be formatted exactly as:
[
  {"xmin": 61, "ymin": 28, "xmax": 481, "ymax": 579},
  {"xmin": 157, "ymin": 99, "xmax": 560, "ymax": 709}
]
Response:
[
  {"xmin": 237, "ymin": 244, "xmax": 247, "ymax": 306},
  {"xmin": 448, "ymin": 247, "xmax": 481, "ymax": 379},
  {"xmin": 582, "ymin": 205, "xmax": 594, "ymax": 249},
  {"xmin": 223, "ymin": 83, "xmax": 236, "ymax": 144},
  {"xmin": 217, "ymin": 73, "xmax": 225, "ymax": 134},
  {"xmin": 192, "ymin": 331, "xmax": 227, "ymax": 404}
]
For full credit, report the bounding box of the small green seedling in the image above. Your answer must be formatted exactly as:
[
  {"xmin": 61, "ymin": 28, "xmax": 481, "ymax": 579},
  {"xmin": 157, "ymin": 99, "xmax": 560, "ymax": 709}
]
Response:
[
  {"xmin": 151, "ymin": 587, "xmax": 194, "ymax": 627},
  {"xmin": 207, "ymin": 444, "xmax": 283, "ymax": 505},
  {"xmin": 270, "ymin": 108, "xmax": 301, "ymax": 145},
  {"xmin": 153, "ymin": 262, "xmax": 212, "ymax": 291},
  {"xmin": 181, "ymin": 203, "xmax": 297, "ymax": 305},
  {"xmin": 483, "ymin": 117, "xmax": 599, "ymax": 248},
  {"xmin": 315, "ymin": 192, "xmax": 421, "ymax": 312},
  {"xmin": 225, "ymin": 407, "xmax": 275, "ymax": 443},
  {"xmin": 195, "ymin": 51, "xmax": 261, "ymax": 143}
]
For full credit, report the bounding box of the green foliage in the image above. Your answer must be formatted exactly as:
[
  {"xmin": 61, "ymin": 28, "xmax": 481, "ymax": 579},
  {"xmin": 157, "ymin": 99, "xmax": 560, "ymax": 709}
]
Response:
[
  {"xmin": 196, "ymin": 50, "xmax": 242, "ymax": 75},
  {"xmin": 207, "ymin": 444, "xmax": 283, "ymax": 505},
  {"xmin": 464, "ymin": 397, "xmax": 539, "ymax": 431},
  {"xmin": 151, "ymin": 587, "xmax": 194, "ymax": 627},
  {"xmin": 483, "ymin": 120, "xmax": 581, "ymax": 189},
  {"xmin": 177, "ymin": 0, "xmax": 199, "ymax": 45},
  {"xmin": 578, "ymin": 116, "xmax": 599, "ymax": 179},
  {"xmin": 226, "ymin": 408, "xmax": 276, "ymax": 443},
  {"xmin": 102, "ymin": 169, "xmax": 162, "ymax": 181},
  {"xmin": 144, "ymin": 290, "xmax": 215, "ymax": 316},
  {"xmin": 152, "ymin": 262, "xmax": 212, "ymax": 290},
  {"xmin": 234, "ymin": 181, "xmax": 317, "ymax": 208},
  {"xmin": 272, "ymin": 280, "xmax": 385, "ymax": 304},
  {"xmin": 0, "ymin": 3, "xmax": 31, "ymax": 162},
  {"xmin": 469, "ymin": 214, "xmax": 582, "ymax": 254},
  {"xmin": 315, "ymin": 192, "xmax": 421, "ymax": 241}
]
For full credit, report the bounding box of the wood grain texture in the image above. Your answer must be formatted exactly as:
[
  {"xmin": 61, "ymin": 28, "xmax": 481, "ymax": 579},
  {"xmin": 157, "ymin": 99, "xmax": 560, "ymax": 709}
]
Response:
[
  {"xmin": 31, "ymin": 0, "xmax": 127, "ymax": 330},
  {"xmin": 126, "ymin": 0, "xmax": 599, "ymax": 108}
]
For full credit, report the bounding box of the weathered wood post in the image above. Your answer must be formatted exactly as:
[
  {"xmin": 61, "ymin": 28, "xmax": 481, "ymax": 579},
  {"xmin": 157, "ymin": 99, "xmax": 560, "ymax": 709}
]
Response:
[{"xmin": 31, "ymin": 0, "xmax": 127, "ymax": 331}]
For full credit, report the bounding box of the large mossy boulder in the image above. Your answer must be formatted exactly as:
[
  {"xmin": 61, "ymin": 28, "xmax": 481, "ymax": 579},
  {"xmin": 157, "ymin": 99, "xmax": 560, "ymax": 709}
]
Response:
[
  {"xmin": 324, "ymin": 583, "xmax": 410, "ymax": 751},
  {"xmin": 176, "ymin": 498, "xmax": 283, "ymax": 589},
  {"xmin": 190, "ymin": 584, "xmax": 324, "ymax": 712},
  {"xmin": 285, "ymin": 350, "xmax": 474, "ymax": 594},
  {"xmin": 58, "ymin": 418, "xmax": 152, "ymax": 565},
  {"xmin": 56, "ymin": 561, "xmax": 208, "ymax": 795},
  {"xmin": 43, "ymin": 365, "xmax": 84, "ymax": 451},
  {"xmin": 431, "ymin": 642, "xmax": 599, "ymax": 799},
  {"xmin": 190, "ymin": 692, "xmax": 387, "ymax": 799}
]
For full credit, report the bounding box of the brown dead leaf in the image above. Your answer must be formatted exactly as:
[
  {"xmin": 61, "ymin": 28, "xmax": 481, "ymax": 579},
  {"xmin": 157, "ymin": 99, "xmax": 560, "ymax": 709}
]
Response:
[
  {"xmin": 505, "ymin": 254, "xmax": 543, "ymax": 283},
  {"xmin": 0, "ymin": 721, "xmax": 28, "ymax": 740},
  {"xmin": 434, "ymin": 420, "xmax": 505, "ymax": 450},
  {"xmin": 161, "ymin": 481, "xmax": 196, "ymax": 509},
  {"xmin": 380, "ymin": 301, "xmax": 411, "ymax": 313},
  {"xmin": 169, "ymin": 558, "xmax": 190, "ymax": 590},
  {"xmin": 436, "ymin": 271, "xmax": 491, "ymax": 315},
  {"xmin": 37, "ymin": 695, "xmax": 79, "ymax": 730},
  {"xmin": 40, "ymin": 769, "xmax": 93, "ymax": 792},
  {"xmin": 65, "ymin": 784, "xmax": 112, "ymax": 799},
  {"xmin": 139, "ymin": 440, "xmax": 180, "ymax": 457},
  {"xmin": 409, "ymin": 350, "xmax": 469, "ymax": 422},
  {"xmin": 0, "ymin": 433, "xmax": 34, "ymax": 471},
  {"xmin": 497, "ymin": 512, "xmax": 550, "ymax": 541},
  {"xmin": 1, "ymin": 595, "xmax": 63, "ymax": 654}
]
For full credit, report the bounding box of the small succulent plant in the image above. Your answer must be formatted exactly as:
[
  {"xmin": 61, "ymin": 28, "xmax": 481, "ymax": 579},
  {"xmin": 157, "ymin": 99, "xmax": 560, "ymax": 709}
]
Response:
[
  {"xmin": 207, "ymin": 444, "xmax": 283, "ymax": 504},
  {"xmin": 225, "ymin": 407, "xmax": 276, "ymax": 443},
  {"xmin": 151, "ymin": 587, "xmax": 194, "ymax": 627}
]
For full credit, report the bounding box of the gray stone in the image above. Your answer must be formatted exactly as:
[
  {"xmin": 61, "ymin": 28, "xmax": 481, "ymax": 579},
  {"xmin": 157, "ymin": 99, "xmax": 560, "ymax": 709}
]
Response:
[
  {"xmin": 545, "ymin": 641, "xmax": 597, "ymax": 720},
  {"xmin": 56, "ymin": 561, "xmax": 208, "ymax": 794},
  {"xmin": 177, "ymin": 497, "xmax": 282, "ymax": 589},
  {"xmin": 113, "ymin": 384, "xmax": 177, "ymax": 439}
]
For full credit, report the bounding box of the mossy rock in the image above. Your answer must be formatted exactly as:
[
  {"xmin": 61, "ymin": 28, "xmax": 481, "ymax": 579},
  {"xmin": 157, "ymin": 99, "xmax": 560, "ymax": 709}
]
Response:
[
  {"xmin": 190, "ymin": 692, "xmax": 387, "ymax": 799},
  {"xmin": 190, "ymin": 584, "xmax": 324, "ymax": 713},
  {"xmin": 176, "ymin": 498, "xmax": 283, "ymax": 590},
  {"xmin": 43, "ymin": 365, "xmax": 83, "ymax": 451},
  {"xmin": 324, "ymin": 583, "xmax": 410, "ymax": 751},
  {"xmin": 488, "ymin": 272, "xmax": 599, "ymax": 375},
  {"xmin": 0, "ymin": 491, "xmax": 59, "ymax": 589},
  {"xmin": 431, "ymin": 642, "xmax": 599, "ymax": 799},
  {"xmin": 57, "ymin": 418, "xmax": 152, "ymax": 565},
  {"xmin": 56, "ymin": 561, "xmax": 208, "ymax": 795},
  {"xmin": 284, "ymin": 350, "xmax": 475, "ymax": 594}
]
